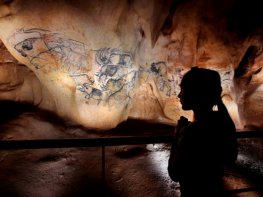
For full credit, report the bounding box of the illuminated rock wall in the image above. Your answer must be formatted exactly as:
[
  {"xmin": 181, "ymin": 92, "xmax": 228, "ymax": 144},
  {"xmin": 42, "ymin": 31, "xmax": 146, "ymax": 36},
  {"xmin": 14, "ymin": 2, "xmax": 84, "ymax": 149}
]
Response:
[{"xmin": 0, "ymin": 0, "xmax": 262, "ymax": 130}]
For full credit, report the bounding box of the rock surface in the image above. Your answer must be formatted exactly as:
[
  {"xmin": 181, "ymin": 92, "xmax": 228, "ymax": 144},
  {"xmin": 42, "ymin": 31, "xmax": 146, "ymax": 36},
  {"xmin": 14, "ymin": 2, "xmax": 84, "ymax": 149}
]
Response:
[{"xmin": 0, "ymin": 0, "xmax": 263, "ymax": 130}]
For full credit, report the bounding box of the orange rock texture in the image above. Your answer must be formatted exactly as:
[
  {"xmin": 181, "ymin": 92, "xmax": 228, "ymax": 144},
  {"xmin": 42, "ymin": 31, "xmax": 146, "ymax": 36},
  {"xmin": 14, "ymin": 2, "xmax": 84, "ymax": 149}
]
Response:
[{"xmin": 0, "ymin": 0, "xmax": 262, "ymax": 130}]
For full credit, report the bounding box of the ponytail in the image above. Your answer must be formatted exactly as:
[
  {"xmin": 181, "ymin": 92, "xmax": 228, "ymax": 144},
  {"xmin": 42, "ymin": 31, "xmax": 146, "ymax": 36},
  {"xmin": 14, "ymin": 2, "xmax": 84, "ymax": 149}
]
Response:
[
  {"xmin": 216, "ymin": 95, "xmax": 232, "ymax": 120},
  {"xmin": 217, "ymin": 95, "xmax": 238, "ymax": 164}
]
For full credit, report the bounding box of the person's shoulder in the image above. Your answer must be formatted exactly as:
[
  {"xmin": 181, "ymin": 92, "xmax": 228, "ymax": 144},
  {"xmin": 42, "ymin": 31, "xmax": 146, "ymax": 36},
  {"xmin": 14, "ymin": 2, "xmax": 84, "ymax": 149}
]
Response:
[
  {"xmin": 209, "ymin": 111, "xmax": 233, "ymax": 124},
  {"xmin": 210, "ymin": 111, "xmax": 236, "ymax": 132},
  {"xmin": 181, "ymin": 122, "xmax": 199, "ymax": 137}
]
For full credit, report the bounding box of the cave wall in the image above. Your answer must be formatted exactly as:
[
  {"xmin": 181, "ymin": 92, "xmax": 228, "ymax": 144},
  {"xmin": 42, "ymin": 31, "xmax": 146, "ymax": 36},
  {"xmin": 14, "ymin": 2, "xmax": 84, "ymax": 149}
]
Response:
[{"xmin": 0, "ymin": 0, "xmax": 263, "ymax": 130}]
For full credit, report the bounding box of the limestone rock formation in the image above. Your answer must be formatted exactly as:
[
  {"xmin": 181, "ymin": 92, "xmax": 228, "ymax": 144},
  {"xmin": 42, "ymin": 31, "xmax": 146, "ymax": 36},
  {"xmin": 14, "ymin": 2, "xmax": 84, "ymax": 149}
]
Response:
[{"xmin": 0, "ymin": 0, "xmax": 262, "ymax": 130}]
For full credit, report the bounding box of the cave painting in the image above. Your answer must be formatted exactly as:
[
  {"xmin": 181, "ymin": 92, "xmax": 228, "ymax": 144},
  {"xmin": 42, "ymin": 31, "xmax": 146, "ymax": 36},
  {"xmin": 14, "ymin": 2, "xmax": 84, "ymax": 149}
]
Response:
[
  {"xmin": 8, "ymin": 27, "xmax": 182, "ymax": 109},
  {"xmin": 9, "ymin": 28, "xmax": 140, "ymax": 107},
  {"xmin": 11, "ymin": 28, "xmax": 89, "ymax": 70},
  {"xmin": 0, "ymin": 0, "xmax": 263, "ymax": 130}
]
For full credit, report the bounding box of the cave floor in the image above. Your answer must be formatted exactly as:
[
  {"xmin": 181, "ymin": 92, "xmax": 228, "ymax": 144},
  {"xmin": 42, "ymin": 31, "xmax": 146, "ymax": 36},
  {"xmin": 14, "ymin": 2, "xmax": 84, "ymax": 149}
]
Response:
[{"xmin": 0, "ymin": 102, "xmax": 262, "ymax": 197}]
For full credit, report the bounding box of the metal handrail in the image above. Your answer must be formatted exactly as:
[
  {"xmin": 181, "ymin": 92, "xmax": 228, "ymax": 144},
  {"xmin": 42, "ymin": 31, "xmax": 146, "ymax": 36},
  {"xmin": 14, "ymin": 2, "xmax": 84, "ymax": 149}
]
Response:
[
  {"xmin": 0, "ymin": 131, "xmax": 262, "ymax": 150},
  {"xmin": 0, "ymin": 135, "xmax": 172, "ymax": 150}
]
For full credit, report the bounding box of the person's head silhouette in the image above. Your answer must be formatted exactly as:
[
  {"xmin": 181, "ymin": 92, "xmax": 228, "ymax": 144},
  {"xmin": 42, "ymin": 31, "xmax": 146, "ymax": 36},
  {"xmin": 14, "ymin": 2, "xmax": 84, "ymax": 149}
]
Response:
[{"xmin": 178, "ymin": 67, "xmax": 223, "ymax": 119}]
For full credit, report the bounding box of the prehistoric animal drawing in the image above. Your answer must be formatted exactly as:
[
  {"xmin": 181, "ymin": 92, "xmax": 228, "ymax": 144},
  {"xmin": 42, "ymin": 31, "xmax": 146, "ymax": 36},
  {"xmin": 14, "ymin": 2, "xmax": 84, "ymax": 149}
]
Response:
[{"xmin": 10, "ymin": 28, "xmax": 89, "ymax": 70}]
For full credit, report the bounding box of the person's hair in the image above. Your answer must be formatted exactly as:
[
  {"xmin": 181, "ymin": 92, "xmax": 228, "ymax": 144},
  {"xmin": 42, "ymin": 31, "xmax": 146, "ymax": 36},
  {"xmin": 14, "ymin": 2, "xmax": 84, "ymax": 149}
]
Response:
[{"xmin": 181, "ymin": 67, "xmax": 224, "ymax": 110}]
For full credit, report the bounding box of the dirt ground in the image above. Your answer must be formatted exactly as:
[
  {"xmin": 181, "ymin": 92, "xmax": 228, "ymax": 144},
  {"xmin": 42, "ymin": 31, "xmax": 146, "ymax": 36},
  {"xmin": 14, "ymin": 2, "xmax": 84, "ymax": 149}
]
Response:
[{"xmin": 0, "ymin": 101, "xmax": 262, "ymax": 197}]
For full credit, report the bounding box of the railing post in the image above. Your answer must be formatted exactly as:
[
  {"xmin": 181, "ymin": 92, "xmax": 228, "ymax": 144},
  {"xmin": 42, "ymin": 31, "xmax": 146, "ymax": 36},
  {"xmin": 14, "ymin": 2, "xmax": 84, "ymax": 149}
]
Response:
[{"xmin": 102, "ymin": 145, "xmax": 105, "ymax": 187}]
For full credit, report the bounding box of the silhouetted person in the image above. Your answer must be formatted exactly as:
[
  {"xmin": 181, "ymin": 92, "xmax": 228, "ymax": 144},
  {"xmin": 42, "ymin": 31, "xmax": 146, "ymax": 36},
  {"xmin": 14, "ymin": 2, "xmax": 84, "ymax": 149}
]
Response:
[{"xmin": 168, "ymin": 67, "xmax": 238, "ymax": 197}]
